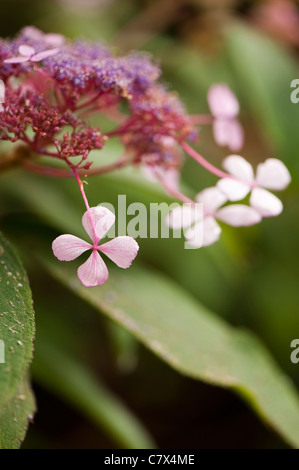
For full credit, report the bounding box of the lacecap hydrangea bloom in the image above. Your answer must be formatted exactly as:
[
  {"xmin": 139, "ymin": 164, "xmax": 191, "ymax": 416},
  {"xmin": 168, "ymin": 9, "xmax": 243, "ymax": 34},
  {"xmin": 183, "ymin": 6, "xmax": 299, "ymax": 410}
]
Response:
[{"xmin": 0, "ymin": 27, "xmax": 291, "ymax": 286}]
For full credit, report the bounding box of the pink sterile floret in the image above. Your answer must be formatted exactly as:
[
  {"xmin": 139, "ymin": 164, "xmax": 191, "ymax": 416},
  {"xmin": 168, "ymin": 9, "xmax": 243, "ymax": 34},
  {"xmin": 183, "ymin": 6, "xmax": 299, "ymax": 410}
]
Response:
[
  {"xmin": 167, "ymin": 186, "xmax": 261, "ymax": 248},
  {"xmin": 217, "ymin": 155, "xmax": 291, "ymax": 217},
  {"xmin": 52, "ymin": 206, "xmax": 139, "ymax": 287},
  {"xmin": 4, "ymin": 44, "xmax": 59, "ymax": 64}
]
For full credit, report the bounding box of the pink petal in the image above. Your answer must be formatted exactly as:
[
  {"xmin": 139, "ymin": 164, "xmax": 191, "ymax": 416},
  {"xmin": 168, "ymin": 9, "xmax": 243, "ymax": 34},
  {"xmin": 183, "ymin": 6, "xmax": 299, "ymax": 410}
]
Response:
[
  {"xmin": 208, "ymin": 84, "xmax": 240, "ymax": 118},
  {"xmin": 250, "ymin": 187, "xmax": 283, "ymax": 217},
  {"xmin": 77, "ymin": 251, "xmax": 108, "ymax": 287},
  {"xmin": 185, "ymin": 216, "xmax": 221, "ymax": 248},
  {"xmin": 82, "ymin": 206, "xmax": 115, "ymax": 243},
  {"xmin": 142, "ymin": 164, "xmax": 158, "ymax": 182},
  {"xmin": 216, "ymin": 204, "xmax": 262, "ymax": 226},
  {"xmin": 163, "ymin": 168, "xmax": 180, "ymax": 191},
  {"xmin": 18, "ymin": 45, "xmax": 35, "ymax": 56},
  {"xmin": 212, "ymin": 119, "xmax": 229, "ymax": 147},
  {"xmin": 166, "ymin": 204, "xmax": 202, "ymax": 230},
  {"xmin": 159, "ymin": 136, "xmax": 177, "ymax": 147},
  {"xmin": 21, "ymin": 26, "xmax": 43, "ymax": 41},
  {"xmin": 45, "ymin": 33, "xmax": 65, "ymax": 47},
  {"xmin": 222, "ymin": 155, "xmax": 254, "ymax": 181},
  {"xmin": 31, "ymin": 48, "xmax": 60, "ymax": 62},
  {"xmin": 195, "ymin": 186, "xmax": 227, "ymax": 213},
  {"xmin": 227, "ymin": 120, "xmax": 244, "ymax": 153},
  {"xmin": 99, "ymin": 236, "xmax": 139, "ymax": 268},
  {"xmin": 52, "ymin": 234, "xmax": 91, "ymax": 261},
  {"xmin": 217, "ymin": 178, "xmax": 250, "ymax": 201},
  {"xmin": 4, "ymin": 56, "xmax": 30, "ymax": 64},
  {"xmin": 255, "ymin": 158, "xmax": 291, "ymax": 190},
  {"xmin": 202, "ymin": 217, "xmax": 222, "ymax": 246},
  {"xmin": 185, "ymin": 219, "xmax": 203, "ymax": 248},
  {"xmin": 213, "ymin": 119, "xmax": 244, "ymax": 152}
]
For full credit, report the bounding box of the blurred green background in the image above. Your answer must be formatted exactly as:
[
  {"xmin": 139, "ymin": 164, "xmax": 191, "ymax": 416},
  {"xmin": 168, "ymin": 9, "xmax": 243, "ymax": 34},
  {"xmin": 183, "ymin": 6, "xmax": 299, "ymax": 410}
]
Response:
[{"xmin": 1, "ymin": 0, "xmax": 299, "ymax": 449}]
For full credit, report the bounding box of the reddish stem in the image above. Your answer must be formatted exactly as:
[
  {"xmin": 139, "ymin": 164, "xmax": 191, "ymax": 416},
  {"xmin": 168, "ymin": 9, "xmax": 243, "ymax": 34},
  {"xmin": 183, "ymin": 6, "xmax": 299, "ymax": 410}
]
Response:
[
  {"xmin": 32, "ymin": 63, "xmax": 51, "ymax": 78},
  {"xmin": 70, "ymin": 164, "xmax": 99, "ymax": 245},
  {"xmin": 154, "ymin": 169, "xmax": 193, "ymax": 204},
  {"xmin": 181, "ymin": 141, "xmax": 231, "ymax": 180},
  {"xmin": 23, "ymin": 157, "xmax": 129, "ymax": 178},
  {"xmin": 75, "ymin": 92, "xmax": 103, "ymax": 111},
  {"xmin": 106, "ymin": 117, "xmax": 137, "ymax": 137},
  {"xmin": 190, "ymin": 114, "xmax": 214, "ymax": 125}
]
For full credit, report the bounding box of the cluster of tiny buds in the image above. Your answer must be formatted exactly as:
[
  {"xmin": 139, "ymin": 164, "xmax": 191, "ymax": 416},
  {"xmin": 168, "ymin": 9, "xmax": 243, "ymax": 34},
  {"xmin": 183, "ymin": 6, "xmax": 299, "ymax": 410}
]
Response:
[
  {"xmin": 55, "ymin": 129, "xmax": 106, "ymax": 159},
  {"xmin": 0, "ymin": 27, "xmax": 291, "ymax": 286}
]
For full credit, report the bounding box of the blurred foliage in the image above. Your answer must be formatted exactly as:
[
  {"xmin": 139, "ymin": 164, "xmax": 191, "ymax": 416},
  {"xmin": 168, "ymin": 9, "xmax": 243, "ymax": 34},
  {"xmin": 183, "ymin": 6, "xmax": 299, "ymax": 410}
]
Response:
[
  {"xmin": 0, "ymin": 233, "xmax": 35, "ymax": 449},
  {"xmin": 1, "ymin": 0, "xmax": 299, "ymax": 449}
]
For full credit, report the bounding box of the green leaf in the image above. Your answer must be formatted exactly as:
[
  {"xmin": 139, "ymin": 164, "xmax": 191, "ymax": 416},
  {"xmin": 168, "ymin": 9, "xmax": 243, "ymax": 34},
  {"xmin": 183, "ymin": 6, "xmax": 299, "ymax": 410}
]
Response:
[
  {"xmin": 32, "ymin": 338, "xmax": 156, "ymax": 449},
  {"xmin": 42, "ymin": 258, "xmax": 299, "ymax": 449},
  {"xmin": 0, "ymin": 375, "xmax": 35, "ymax": 449},
  {"xmin": 0, "ymin": 232, "xmax": 35, "ymax": 448},
  {"xmin": 22, "ymin": 275, "xmax": 155, "ymax": 449}
]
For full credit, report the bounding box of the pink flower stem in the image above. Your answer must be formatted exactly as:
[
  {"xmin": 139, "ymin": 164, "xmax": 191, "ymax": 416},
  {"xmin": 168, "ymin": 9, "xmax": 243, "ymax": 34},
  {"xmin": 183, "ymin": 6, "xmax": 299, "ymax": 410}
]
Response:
[
  {"xmin": 69, "ymin": 162, "xmax": 98, "ymax": 245},
  {"xmin": 154, "ymin": 170, "xmax": 193, "ymax": 204},
  {"xmin": 36, "ymin": 149, "xmax": 64, "ymax": 159},
  {"xmin": 103, "ymin": 108, "xmax": 127, "ymax": 125},
  {"xmin": 71, "ymin": 166, "xmax": 90, "ymax": 211},
  {"xmin": 22, "ymin": 156, "xmax": 130, "ymax": 178},
  {"xmin": 75, "ymin": 91, "xmax": 103, "ymax": 111},
  {"xmin": 32, "ymin": 63, "xmax": 51, "ymax": 78},
  {"xmin": 106, "ymin": 117, "xmax": 138, "ymax": 137},
  {"xmin": 22, "ymin": 160, "xmax": 68, "ymax": 177},
  {"xmin": 181, "ymin": 141, "xmax": 231, "ymax": 180},
  {"xmin": 190, "ymin": 114, "xmax": 214, "ymax": 125}
]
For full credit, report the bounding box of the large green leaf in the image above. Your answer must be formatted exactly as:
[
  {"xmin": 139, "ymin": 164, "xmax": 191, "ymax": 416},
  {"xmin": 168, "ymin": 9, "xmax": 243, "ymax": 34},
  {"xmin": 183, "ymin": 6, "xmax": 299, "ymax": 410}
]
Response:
[
  {"xmin": 32, "ymin": 338, "xmax": 155, "ymax": 449},
  {"xmin": 41, "ymin": 257, "xmax": 299, "ymax": 449},
  {"xmin": 0, "ymin": 375, "xmax": 35, "ymax": 449},
  {"xmin": 0, "ymin": 232, "xmax": 35, "ymax": 448},
  {"xmin": 26, "ymin": 276, "xmax": 155, "ymax": 449}
]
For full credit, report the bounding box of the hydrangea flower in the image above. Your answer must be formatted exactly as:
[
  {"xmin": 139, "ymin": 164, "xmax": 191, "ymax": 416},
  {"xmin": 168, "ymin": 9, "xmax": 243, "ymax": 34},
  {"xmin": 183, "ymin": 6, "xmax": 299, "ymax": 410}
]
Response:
[
  {"xmin": 167, "ymin": 187, "xmax": 261, "ymax": 248},
  {"xmin": 0, "ymin": 27, "xmax": 292, "ymax": 280},
  {"xmin": 0, "ymin": 27, "xmax": 193, "ymax": 169},
  {"xmin": 4, "ymin": 44, "xmax": 59, "ymax": 64},
  {"xmin": 207, "ymin": 84, "xmax": 244, "ymax": 152},
  {"xmin": 52, "ymin": 206, "xmax": 139, "ymax": 287},
  {"xmin": 217, "ymin": 155, "xmax": 291, "ymax": 216}
]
